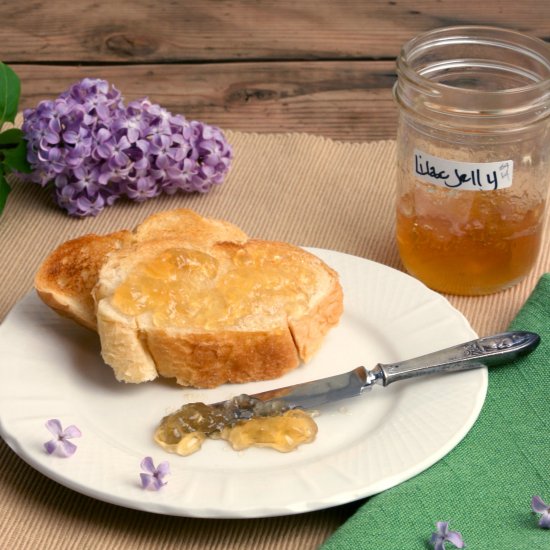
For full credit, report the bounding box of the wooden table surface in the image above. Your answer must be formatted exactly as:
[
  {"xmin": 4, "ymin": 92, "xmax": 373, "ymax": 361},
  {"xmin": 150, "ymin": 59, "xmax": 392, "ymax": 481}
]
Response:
[
  {"xmin": 4, "ymin": 1, "xmax": 549, "ymax": 143},
  {"xmin": 2, "ymin": 2, "xmax": 550, "ymax": 548}
]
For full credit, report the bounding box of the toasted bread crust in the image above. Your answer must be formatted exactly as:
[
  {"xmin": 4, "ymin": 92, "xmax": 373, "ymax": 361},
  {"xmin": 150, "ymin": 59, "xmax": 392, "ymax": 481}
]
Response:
[
  {"xmin": 135, "ymin": 208, "xmax": 247, "ymax": 244},
  {"xmin": 34, "ymin": 231, "xmax": 132, "ymax": 330},
  {"xmin": 289, "ymin": 274, "xmax": 344, "ymax": 361},
  {"xmin": 148, "ymin": 328, "xmax": 300, "ymax": 388}
]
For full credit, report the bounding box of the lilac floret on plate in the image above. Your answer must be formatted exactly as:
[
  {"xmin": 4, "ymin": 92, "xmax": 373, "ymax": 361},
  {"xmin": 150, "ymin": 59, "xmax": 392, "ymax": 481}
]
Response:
[
  {"xmin": 44, "ymin": 419, "xmax": 82, "ymax": 458},
  {"xmin": 140, "ymin": 456, "xmax": 170, "ymax": 491}
]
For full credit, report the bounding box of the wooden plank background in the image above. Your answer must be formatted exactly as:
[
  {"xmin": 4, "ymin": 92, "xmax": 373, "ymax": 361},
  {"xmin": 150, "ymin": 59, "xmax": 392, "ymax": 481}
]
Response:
[{"xmin": 3, "ymin": 0, "xmax": 550, "ymax": 142}]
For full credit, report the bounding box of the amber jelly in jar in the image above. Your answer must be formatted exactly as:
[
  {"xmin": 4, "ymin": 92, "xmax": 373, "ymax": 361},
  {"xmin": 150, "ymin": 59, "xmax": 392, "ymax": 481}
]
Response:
[{"xmin": 393, "ymin": 26, "xmax": 550, "ymax": 295}]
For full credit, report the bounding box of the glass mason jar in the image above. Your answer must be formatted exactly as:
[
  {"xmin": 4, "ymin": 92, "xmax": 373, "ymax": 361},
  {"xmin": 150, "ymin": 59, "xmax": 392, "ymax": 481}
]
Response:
[{"xmin": 393, "ymin": 26, "xmax": 550, "ymax": 295}]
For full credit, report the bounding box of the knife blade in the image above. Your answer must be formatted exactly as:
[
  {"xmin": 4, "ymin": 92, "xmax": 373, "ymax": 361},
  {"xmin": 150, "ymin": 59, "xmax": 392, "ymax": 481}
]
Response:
[{"xmin": 219, "ymin": 331, "xmax": 539, "ymax": 412}]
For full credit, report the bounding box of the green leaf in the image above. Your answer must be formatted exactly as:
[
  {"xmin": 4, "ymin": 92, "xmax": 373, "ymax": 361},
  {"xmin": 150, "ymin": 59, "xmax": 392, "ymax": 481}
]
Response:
[
  {"xmin": 0, "ymin": 171, "xmax": 11, "ymax": 215},
  {"xmin": 0, "ymin": 61, "xmax": 20, "ymax": 128},
  {"xmin": 0, "ymin": 128, "xmax": 24, "ymax": 146},
  {"xmin": 2, "ymin": 139, "xmax": 31, "ymax": 173}
]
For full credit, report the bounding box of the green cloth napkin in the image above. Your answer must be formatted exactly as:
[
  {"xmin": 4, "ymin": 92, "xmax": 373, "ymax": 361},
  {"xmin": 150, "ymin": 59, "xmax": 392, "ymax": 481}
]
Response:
[{"xmin": 322, "ymin": 273, "xmax": 550, "ymax": 549}]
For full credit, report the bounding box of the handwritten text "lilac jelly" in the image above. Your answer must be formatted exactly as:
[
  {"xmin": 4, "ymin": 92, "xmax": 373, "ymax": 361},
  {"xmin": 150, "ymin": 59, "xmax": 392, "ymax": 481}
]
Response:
[{"xmin": 413, "ymin": 150, "xmax": 514, "ymax": 191}]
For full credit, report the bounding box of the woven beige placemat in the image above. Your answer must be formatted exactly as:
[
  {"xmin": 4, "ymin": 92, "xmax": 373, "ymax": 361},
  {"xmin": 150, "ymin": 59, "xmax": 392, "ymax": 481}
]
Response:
[{"xmin": 0, "ymin": 131, "xmax": 548, "ymax": 549}]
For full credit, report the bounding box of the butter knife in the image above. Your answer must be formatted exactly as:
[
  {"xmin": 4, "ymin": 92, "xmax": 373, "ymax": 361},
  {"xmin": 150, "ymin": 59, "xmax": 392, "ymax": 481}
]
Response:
[{"xmin": 230, "ymin": 331, "xmax": 540, "ymax": 412}]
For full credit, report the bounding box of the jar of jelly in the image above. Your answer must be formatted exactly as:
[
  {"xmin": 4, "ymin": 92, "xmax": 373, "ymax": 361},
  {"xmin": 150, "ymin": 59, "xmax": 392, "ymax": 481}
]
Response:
[{"xmin": 393, "ymin": 26, "xmax": 550, "ymax": 295}]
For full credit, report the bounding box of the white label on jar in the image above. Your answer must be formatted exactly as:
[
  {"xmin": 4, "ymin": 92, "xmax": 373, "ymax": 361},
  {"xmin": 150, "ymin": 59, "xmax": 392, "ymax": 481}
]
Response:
[{"xmin": 413, "ymin": 149, "xmax": 513, "ymax": 190}]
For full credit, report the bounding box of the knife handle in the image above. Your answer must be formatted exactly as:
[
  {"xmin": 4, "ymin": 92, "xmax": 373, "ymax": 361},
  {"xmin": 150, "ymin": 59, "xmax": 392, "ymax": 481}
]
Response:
[{"xmin": 375, "ymin": 331, "xmax": 540, "ymax": 386}]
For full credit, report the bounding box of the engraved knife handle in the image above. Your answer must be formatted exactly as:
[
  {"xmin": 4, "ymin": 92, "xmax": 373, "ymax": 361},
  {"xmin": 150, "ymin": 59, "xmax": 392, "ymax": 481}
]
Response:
[{"xmin": 375, "ymin": 331, "xmax": 540, "ymax": 386}]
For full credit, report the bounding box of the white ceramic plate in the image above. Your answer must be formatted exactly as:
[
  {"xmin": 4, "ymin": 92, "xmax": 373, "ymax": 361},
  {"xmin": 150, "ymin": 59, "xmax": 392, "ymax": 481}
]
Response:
[{"xmin": 0, "ymin": 249, "xmax": 486, "ymax": 518}]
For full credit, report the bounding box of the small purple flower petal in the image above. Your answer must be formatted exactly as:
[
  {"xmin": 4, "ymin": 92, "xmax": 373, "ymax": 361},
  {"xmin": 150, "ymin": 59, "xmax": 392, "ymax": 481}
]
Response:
[
  {"xmin": 45, "ymin": 418, "xmax": 63, "ymax": 437},
  {"xmin": 44, "ymin": 129, "xmax": 61, "ymax": 145},
  {"xmin": 62, "ymin": 130, "xmax": 80, "ymax": 144},
  {"xmin": 156, "ymin": 460, "xmax": 171, "ymax": 477},
  {"xmin": 96, "ymin": 127, "xmax": 112, "ymax": 142},
  {"xmin": 95, "ymin": 142, "xmax": 114, "ymax": 160},
  {"xmin": 126, "ymin": 126, "xmax": 141, "ymax": 143},
  {"xmin": 140, "ymin": 473, "xmax": 157, "ymax": 490},
  {"xmin": 75, "ymin": 192, "xmax": 105, "ymax": 217},
  {"xmin": 44, "ymin": 419, "xmax": 81, "ymax": 457},
  {"xmin": 58, "ymin": 439, "xmax": 78, "ymax": 457},
  {"xmin": 532, "ymin": 495, "xmax": 548, "ymax": 514},
  {"xmin": 124, "ymin": 176, "xmax": 159, "ymax": 201},
  {"xmin": 63, "ymin": 425, "xmax": 82, "ymax": 439},
  {"xmin": 445, "ymin": 531, "xmax": 466, "ymax": 548},
  {"xmin": 532, "ymin": 496, "xmax": 550, "ymax": 528},
  {"xmin": 140, "ymin": 456, "xmax": 156, "ymax": 474},
  {"xmin": 44, "ymin": 439, "xmax": 59, "ymax": 455},
  {"xmin": 430, "ymin": 521, "xmax": 464, "ymax": 549},
  {"xmin": 540, "ymin": 513, "xmax": 550, "ymax": 529},
  {"xmin": 140, "ymin": 456, "xmax": 170, "ymax": 491},
  {"xmin": 112, "ymin": 150, "xmax": 130, "ymax": 167}
]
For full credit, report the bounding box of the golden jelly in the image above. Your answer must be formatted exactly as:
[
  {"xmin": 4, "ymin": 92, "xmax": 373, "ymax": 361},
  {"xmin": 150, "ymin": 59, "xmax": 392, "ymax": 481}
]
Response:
[{"xmin": 112, "ymin": 246, "xmax": 317, "ymax": 327}]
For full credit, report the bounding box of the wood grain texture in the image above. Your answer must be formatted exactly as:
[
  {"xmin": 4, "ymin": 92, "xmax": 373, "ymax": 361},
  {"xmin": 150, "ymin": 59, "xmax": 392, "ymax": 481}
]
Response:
[
  {"xmin": 13, "ymin": 62, "xmax": 398, "ymax": 141},
  {"xmin": 2, "ymin": 0, "xmax": 550, "ymax": 62},
  {"xmin": 4, "ymin": 1, "xmax": 550, "ymax": 142}
]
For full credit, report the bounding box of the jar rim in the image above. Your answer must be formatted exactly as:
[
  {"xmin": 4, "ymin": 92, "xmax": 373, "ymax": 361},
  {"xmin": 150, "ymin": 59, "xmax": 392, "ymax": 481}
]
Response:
[
  {"xmin": 398, "ymin": 25, "xmax": 550, "ymax": 97},
  {"xmin": 394, "ymin": 26, "xmax": 550, "ymax": 130}
]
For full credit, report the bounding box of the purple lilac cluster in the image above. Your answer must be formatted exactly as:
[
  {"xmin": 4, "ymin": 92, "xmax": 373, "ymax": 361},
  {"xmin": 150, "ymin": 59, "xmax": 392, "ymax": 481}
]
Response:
[{"xmin": 22, "ymin": 78, "xmax": 232, "ymax": 216}]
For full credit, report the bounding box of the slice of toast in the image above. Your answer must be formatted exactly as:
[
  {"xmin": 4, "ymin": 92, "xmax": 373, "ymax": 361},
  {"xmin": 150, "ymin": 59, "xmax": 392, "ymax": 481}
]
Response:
[
  {"xmin": 34, "ymin": 209, "xmax": 248, "ymax": 330},
  {"xmin": 94, "ymin": 237, "xmax": 343, "ymax": 387}
]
